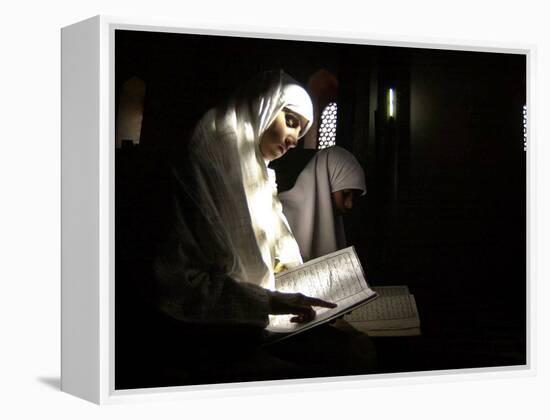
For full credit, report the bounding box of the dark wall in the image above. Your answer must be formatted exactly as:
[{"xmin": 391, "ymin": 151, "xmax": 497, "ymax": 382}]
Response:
[
  {"xmin": 115, "ymin": 29, "xmax": 527, "ymax": 375},
  {"xmin": 344, "ymin": 48, "xmax": 526, "ymax": 370},
  {"xmin": 115, "ymin": 30, "xmax": 344, "ymax": 151},
  {"xmin": 406, "ymin": 50, "xmax": 526, "ymax": 300}
]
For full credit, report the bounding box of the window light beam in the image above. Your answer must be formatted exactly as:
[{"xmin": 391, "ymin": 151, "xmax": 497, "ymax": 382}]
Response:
[{"xmin": 389, "ymin": 88, "xmax": 395, "ymax": 118}]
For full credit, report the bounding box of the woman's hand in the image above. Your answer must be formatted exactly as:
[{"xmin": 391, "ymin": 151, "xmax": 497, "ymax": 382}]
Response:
[{"xmin": 267, "ymin": 291, "xmax": 337, "ymax": 323}]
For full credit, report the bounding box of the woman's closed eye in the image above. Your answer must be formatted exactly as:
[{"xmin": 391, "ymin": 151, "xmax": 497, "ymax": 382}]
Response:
[{"xmin": 285, "ymin": 113, "xmax": 301, "ymax": 130}]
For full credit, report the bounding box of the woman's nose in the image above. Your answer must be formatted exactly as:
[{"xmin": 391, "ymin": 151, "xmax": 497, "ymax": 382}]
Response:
[{"xmin": 285, "ymin": 137, "xmax": 298, "ymax": 149}]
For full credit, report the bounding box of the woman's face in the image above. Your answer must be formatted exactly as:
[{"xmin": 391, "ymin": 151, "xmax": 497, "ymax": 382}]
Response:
[{"xmin": 259, "ymin": 108, "xmax": 307, "ymax": 162}]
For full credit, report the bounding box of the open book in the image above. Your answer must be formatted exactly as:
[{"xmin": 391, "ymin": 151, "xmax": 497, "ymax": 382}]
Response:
[
  {"xmin": 344, "ymin": 285, "xmax": 421, "ymax": 336},
  {"xmin": 265, "ymin": 246, "xmax": 377, "ymax": 343}
]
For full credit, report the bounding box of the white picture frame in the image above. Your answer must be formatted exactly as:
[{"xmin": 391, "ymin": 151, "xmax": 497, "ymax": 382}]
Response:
[{"xmin": 61, "ymin": 15, "xmax": 533, "ymax": 404}]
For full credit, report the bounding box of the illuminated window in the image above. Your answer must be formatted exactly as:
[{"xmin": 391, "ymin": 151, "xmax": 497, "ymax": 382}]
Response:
[
  {"xmin": 317, "ymin": 102, "xmax": 338, "ymax": 149},
  {"xmin": 523, "ymin": 105, "xmax": 527, "ymax": 152},
  {"xmin": 388, "ymin": 88, "xmax": 395, "ymax": 118}
]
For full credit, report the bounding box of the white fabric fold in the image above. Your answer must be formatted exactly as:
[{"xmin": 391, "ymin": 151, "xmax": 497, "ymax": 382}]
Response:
[
  {"xmin": 157, "ymin": 71, "xmax": 313, "ymax": 326},
  {"xmin": 279, "ymin": 146, "xmax": 366, "ymax": 262}
]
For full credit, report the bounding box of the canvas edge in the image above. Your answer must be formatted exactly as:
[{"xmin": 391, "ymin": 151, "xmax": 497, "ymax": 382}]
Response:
[
  {"xmin": 61, "ymin": 14, "xmax": 535, "ymax": 404},
  {"xmin": 60, "ymin": 15, "xmax": 102, "ymax": 405}
]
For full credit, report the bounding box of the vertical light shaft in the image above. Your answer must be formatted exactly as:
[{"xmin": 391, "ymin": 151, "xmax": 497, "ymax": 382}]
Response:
[{"xmin": 389, "ymin": 88, "xmax": 395, "ymax": 117}]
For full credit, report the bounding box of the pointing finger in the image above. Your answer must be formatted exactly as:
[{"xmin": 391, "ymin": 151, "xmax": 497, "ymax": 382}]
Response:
[{"xmin": 303, "ymin": 297, "xmax": 337, "ymax": 309}]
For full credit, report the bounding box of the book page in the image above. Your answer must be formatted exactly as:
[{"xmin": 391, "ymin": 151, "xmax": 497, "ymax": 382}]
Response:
[
  {"xmin": 344, "ymin": 286, "xmax": 420, "ymax": 330},
  {"xmin": 266, "ymin": 247, "xmax": 376, "ymax": 335},
  {"xmin": 371, "ymin": 285, "xmax": 411, "ymax": 297}
]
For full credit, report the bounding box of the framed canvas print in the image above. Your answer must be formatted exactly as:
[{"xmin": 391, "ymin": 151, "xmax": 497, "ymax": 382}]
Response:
[{"xmin": 61, "ymin": 15, "xmax": 531, "ymax": 404}]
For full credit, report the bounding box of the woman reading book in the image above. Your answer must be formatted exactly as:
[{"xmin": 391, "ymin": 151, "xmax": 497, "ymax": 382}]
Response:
[
  {"xmin": 141, "ymin": 71, "xmax": 375, "ymax": 385},
  {"xmin": 155, "ymin": 70, "xmax": 336, "ymax": 329}
]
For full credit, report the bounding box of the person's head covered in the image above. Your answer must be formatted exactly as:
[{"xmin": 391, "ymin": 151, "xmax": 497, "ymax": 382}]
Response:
[
  {"xmin": 232, "ymin": 70, "xmax": 314, "ymax": 162},
  {"xmin": 182, "ymin": 70, "xmax": 311, "ymax": 290},
  {"xmin": 279, "ymin": 146, "xmax": 366, "ymax": 261},
  {"xmin": 326, "ymin": 147, "xmax": 366, "ymax": 214}
]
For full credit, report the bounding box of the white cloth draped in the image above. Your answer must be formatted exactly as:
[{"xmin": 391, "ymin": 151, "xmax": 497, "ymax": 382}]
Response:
[
  {"xmin": 156, "ymin": 71, "xmax": 313, "ymax": 326},
  {"xmin": 278, "ymin": 146, "xmax": 366, "ymax": 262}
]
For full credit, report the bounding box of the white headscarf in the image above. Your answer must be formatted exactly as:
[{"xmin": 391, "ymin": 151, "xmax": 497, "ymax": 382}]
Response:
[
  {"xmin": 278, "ymin": 146, "xmax": 366, "ymax": 262},
  {"xmin": 183, "ymin": 70, "xmax": 313, "ymax": 291}
]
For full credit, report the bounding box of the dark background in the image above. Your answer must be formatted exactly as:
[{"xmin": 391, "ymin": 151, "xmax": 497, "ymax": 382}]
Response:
[{"xmin": 115, "ymin": 29, "xmax": 526, "ymax": 385}]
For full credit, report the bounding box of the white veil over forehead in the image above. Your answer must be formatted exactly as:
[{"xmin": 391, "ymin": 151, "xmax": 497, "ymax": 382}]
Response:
[
  {"xmin": 245, "ymin": 71, "xmax": 313, "ymax": 143},
  {"xmin": 279, "ymin": 146, "xmax": 366, "ymax": 262},
  {"xmin": 184, "ymin": 70, "xmax": 313, "ymax": 291}
]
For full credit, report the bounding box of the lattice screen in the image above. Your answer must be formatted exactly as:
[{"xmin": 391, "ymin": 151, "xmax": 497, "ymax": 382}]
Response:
[{"xmin": 317, "ymin": 102, "xmax": 338, "ymax": 149}]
